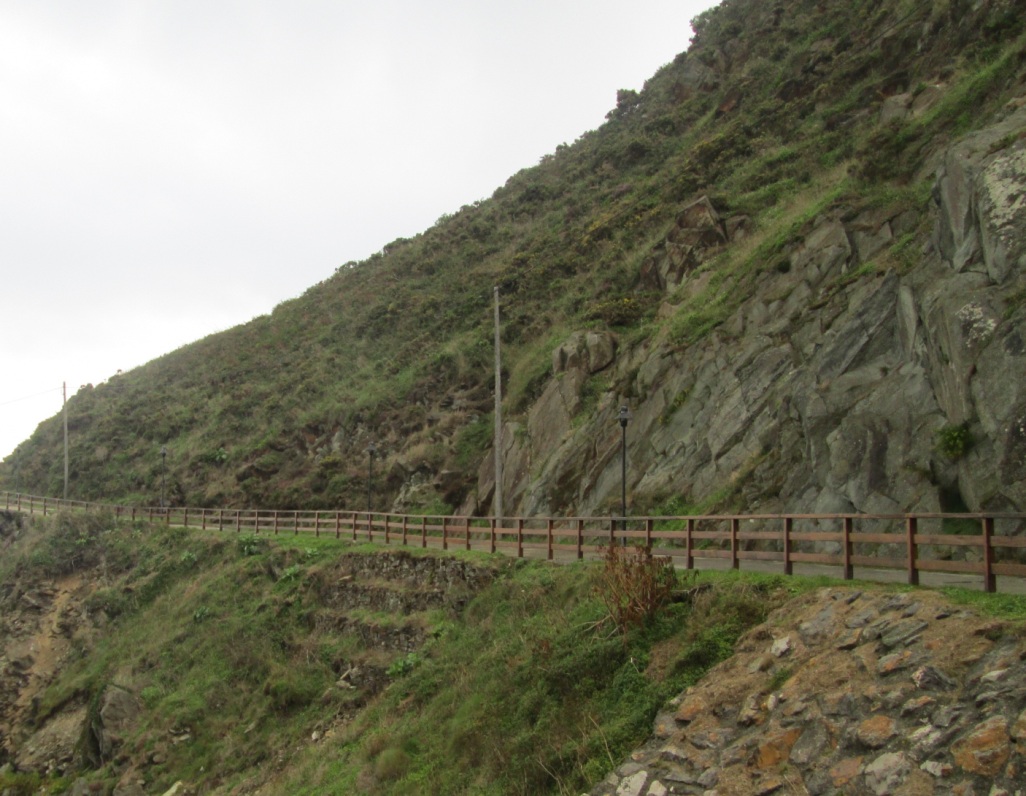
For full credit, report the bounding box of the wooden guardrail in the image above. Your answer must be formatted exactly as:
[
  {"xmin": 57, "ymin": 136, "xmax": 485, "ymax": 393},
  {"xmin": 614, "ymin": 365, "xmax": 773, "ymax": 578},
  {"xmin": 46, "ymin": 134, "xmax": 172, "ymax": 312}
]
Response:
[{"xmin": 4, "ymin": 491, "xmax": 1026, "ymax": 593}]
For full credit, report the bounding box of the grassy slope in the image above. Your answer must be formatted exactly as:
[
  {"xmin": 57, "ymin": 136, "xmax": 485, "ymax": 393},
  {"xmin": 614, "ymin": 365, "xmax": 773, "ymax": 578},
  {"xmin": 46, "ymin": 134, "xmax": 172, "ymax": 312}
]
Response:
[
  {"xmin": 2, "ymin": 0, "xmax": 1025, "ymax": 515},
  {"xmin": 0, "ymin": 511, "xmax": 805, "ymax": 794},
  {"xmin": 3, "ymin": 511, "xmax": 1026, "ymax": 795}
]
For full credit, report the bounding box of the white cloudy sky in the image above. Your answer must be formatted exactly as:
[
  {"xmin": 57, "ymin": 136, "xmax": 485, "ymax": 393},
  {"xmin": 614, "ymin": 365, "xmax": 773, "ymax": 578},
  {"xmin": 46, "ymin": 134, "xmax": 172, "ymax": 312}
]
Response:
[{"xmin": 0, "ymin": 0, "xmax": 718, "ymax": 462}]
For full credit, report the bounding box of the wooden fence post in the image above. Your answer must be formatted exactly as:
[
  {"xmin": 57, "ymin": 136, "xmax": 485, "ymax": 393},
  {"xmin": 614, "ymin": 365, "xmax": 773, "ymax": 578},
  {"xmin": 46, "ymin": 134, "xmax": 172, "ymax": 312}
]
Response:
[
  {"xmin": 982, "ymin": 516, "xmax": 996, "ymax": 593},
  {"xmin": 783, "ymin": 517, "xmax": 793, "ymax": 576},
  {"xmin": 576, "ymin": 519, "xmax": 584, "ymax": 560},
  {"xmin": 730, "ymin": 517, "xmax": 740, "ymax": 570},
  {"xmin": 843, "ymin": 516, "xmax": 854, "ymax": 580},
  {"xmin": 905, "ymin": 516, "xmax": 919, "ymax": 586},
  {"xmin": 686, "ymin": 518, "xmax": 695, "ymax": 570}
]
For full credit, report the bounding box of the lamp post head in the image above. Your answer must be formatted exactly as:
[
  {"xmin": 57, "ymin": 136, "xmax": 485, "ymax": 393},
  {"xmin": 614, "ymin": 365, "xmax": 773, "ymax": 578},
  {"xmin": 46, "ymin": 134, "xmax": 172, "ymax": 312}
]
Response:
[
  {"xmin": 618, "ymin": 405, "xmax": 630, "ymax": 428},
  {"xmin": 367, "ymin": 442, "xmax": 377, "ymax": 457},
  {"xmin": 160, "ymin": 446, "xmax": 167, "ymax": 459}
]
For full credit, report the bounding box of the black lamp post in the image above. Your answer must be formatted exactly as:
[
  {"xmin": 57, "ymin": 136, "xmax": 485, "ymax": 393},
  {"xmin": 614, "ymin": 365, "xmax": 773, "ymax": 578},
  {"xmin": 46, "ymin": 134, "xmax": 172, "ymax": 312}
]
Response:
[
  {"xmin": 618, "ymin": 405, "xmax": 630, "ymax": 538},
  {"xmin": 366, "ymin": 441, "xmax": 377, "ymax": 512},
  {"xmin": 160, "ymin": 446, "xmax": 167, "ymax": 508}
]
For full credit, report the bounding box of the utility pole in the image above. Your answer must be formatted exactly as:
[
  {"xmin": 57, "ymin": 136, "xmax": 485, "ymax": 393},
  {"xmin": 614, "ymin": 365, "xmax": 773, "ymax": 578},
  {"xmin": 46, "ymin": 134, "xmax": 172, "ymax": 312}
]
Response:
[
  {"xmin": 493, "ymin": 286, "xmax": 503, "ymax": 525},
  {"xmin": 618, "ymin": 405, "xmax": 630, "ymax": 544},
  {"xmin": 160, "ymin": 446, "xmax": 167, "ymax": 508},
  {"xmin": 367, "ymin": 441, "xmax": 376, "ymax": 513},
  {"xmin": 63, "ymin": 382, "xmax": 68, "ymax": 501}
]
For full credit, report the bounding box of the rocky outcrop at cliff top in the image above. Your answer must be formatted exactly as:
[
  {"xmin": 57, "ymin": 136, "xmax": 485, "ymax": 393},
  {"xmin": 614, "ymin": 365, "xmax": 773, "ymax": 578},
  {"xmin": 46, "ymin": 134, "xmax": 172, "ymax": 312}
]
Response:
[
  {"xmin": 592, "ymin": 587, "xmax": 1026, "ymax": 796},
  {"xmin": 473, "ymin": 103, "xmax": 1026, "ymax": 520}
]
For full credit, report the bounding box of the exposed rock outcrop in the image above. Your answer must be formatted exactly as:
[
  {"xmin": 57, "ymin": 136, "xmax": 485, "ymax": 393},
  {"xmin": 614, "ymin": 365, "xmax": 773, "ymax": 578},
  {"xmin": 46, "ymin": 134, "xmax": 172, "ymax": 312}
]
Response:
[
  {"xmin": 592, "ymin": 588, "xmax": 1026, "ymax": 796},
  {"xmin": 476, "ymin": 106, "xmax": 1026, "ymax": 521}
]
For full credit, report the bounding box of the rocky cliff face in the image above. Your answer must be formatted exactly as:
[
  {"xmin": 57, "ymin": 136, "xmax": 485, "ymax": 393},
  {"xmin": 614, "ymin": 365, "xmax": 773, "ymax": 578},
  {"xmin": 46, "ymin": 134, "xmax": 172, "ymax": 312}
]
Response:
[{"xmin": 471, "ymin": 102, "xmax": 1026, "ymax": 519}]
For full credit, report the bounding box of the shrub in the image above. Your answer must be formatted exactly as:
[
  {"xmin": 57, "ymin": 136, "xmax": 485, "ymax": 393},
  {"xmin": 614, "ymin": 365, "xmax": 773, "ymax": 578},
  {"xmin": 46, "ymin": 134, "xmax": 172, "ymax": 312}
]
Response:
[
  {"xmin": 588, "ymin": 296, "xmax": 644, "ymax": 327},
  {"xmin": 387, "ymin": 652, "xmax": 422, "ymax": 677},
  {"xmin": 373, "ymin": 746, "xmax": 412, "ymax": 782},
  {"xmin": 594, "ymin": 544, "xmax": 677, "ymax": 637},
  {"xmin": 937, "ymin": 423, "xmax": 972, "ymax": 460},
  {"xmin": 237, "ymin": 535, "xmax": 268, "ymax": 557}
]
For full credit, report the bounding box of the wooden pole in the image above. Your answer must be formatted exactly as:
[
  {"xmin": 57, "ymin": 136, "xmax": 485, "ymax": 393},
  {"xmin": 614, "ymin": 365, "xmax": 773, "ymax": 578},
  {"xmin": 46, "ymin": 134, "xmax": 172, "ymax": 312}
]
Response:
[
  {"xmin": 493, "ymin": 286, "xmax": 504, "ymax": 524},
  {"xmin": 63, "ymin": 382, "xmax": 68, "ymax": 500}
]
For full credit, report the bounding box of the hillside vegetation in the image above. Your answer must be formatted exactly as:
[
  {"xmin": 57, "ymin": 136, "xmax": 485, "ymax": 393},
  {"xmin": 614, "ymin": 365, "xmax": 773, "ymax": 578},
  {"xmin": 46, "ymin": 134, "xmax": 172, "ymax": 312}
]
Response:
[
  {"xmin": 0, "ymin": 509, "xmax": 802, "ymax": 794},
  {"xmin": 2, "ymin": 0, "xmax": 1026, "ymax": 522}
]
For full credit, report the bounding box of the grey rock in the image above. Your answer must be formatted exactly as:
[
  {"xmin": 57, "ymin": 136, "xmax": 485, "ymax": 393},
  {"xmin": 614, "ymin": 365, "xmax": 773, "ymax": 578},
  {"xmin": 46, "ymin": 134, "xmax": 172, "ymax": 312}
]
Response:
[
  {"xmin": 789, "ymin": 721, "xmax": 829, "ymax": 767},
  {"xmin": 798, "ymin": 604, "xmax": 838, "ymax": 645},
  {"xmin": 879, "ymin": 619, "xmax": 928, "ymax": 649},
  {"xmin": 864, "ymin": 752, "xmax": 910, "ymax": 795},
  {"xmin": 912, "ymin": 665, "xmax": 956, "ymax": 691},
  {"xmin": 770, "ymin": 636, "xmax": 792, "ymax": 657}
]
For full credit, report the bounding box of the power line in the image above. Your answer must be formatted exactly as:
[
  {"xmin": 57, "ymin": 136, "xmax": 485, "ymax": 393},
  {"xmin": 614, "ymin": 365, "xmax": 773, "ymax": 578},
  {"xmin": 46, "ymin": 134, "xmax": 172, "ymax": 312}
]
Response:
[{"xmin": 0, "ymin": 386, "xmax": 63, "ymax": 408}]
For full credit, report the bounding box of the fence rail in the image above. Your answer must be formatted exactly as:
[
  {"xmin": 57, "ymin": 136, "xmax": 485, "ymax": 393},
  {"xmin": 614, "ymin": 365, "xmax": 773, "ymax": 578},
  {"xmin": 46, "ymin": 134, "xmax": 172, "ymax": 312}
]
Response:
[{"xmin": 4, "ymin": 492, "xmax": 1026, "ymax": 593}]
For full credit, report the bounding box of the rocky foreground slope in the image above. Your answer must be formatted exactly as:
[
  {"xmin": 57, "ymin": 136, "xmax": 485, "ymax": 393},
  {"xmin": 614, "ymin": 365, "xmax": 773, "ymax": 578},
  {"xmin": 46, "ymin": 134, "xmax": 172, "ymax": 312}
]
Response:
[{"xmin": 594, "ymin": 588, "xmax": 1026, "ymax": 796}]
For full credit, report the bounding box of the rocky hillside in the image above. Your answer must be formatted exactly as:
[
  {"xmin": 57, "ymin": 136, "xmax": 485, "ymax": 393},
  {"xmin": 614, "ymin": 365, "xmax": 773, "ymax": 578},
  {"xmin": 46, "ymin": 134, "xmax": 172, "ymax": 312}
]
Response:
[
  {"xmin": 2, "ymin": 0, "xmax": 1025, "ymax": 522},
  {"xmin": 498, "ymin": 102, "xmax": 1026, "ymax": 520}
]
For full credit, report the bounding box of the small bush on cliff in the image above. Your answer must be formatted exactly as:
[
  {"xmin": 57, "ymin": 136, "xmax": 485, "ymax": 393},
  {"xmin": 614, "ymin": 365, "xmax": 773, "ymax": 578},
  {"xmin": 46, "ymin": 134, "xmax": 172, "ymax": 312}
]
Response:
[{"xmin": 937, "ymin": 423, "xmax": 973, "ymax": 460}]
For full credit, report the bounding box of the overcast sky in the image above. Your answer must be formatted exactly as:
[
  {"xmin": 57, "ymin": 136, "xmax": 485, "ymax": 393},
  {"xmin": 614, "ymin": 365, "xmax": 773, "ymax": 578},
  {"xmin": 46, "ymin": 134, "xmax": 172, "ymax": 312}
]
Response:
[{"xmin": 0, "ymin": 0, "xmax": 718, "ymax": 463}]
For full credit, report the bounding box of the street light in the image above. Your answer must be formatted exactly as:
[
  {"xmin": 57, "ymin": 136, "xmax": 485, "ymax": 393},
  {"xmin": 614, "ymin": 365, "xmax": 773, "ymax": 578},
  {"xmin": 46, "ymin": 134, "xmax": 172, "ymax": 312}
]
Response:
[
  {"xmin": 618, "ymin": 405, "xmax": 630, "ymax": 541},
  {"xmin": 160, "ymin": 446, "xmax": 168, "ymax": 509},
  {"xmin": 366, "ymin": 441, "xmax": 377, "ymax": 513}
]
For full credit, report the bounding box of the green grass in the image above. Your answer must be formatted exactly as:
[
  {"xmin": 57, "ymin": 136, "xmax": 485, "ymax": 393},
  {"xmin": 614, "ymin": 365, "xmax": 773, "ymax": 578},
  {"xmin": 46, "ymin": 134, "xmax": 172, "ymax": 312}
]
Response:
[{"xmin": 940, "ymin": 588, "xmax": 1026, "ymax": 621}]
